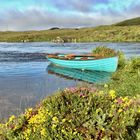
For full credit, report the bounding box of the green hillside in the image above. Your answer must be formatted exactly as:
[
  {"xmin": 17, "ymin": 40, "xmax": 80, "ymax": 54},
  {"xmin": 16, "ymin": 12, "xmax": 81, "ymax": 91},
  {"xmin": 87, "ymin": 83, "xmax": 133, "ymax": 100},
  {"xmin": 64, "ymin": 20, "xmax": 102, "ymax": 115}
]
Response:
[
  {"xmin": 115, "ymin": 17, "xmax": 140, "ymax": 26},
  {"xmin": 0, "ymin": 17, "xmax": 140, "ymax": 43},
  {"xmin": 0, "ymin": 25, "xmax": 140, "ymax": 42}
]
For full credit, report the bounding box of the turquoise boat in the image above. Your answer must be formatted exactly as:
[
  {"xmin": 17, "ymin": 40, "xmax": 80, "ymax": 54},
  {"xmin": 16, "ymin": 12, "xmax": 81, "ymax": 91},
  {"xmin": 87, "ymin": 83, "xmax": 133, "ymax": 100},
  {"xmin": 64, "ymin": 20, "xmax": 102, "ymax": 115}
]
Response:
[
  {"xmin": 46, "ymin": 54, "xmax": 118, "ymax": 72},
  {"xmin": 47, "ymin": 64, "xmax": 112, "ymax": 83}
]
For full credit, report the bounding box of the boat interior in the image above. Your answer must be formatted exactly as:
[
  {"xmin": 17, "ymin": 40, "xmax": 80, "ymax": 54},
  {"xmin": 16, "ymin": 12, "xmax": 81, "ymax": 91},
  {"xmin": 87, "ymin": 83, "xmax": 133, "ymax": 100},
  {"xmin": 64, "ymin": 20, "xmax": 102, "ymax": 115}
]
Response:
[{"xmin": 47, "ymin": 53, "xmax": 102, "ymax": 60}]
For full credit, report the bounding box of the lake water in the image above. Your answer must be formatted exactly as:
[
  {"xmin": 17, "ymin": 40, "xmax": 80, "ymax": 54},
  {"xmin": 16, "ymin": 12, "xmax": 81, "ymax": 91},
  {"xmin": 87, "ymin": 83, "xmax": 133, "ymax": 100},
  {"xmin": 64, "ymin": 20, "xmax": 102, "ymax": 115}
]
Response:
[{"xmin": 0, "ymin": 42, "xmax": 140, "ymax": 120}]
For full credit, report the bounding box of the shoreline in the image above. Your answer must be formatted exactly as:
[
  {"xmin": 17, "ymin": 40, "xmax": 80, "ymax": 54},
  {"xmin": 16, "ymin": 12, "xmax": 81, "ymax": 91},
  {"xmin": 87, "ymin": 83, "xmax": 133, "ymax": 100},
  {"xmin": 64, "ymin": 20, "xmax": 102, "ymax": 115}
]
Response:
[
  {"xmin": 0, "ymin": 25, "xmax": 140, "ymax": 43},
  {"xmin": 0, "ymin": 40, "xmax": 140, "ymax": 44}
]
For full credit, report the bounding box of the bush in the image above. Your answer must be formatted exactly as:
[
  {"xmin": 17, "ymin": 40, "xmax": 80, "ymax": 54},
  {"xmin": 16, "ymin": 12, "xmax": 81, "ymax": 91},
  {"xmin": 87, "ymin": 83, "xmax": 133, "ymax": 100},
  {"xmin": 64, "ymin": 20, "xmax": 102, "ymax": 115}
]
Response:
[
  {"xmin": 0, "ymin": 87, "xmax": 140, "ymax": 140},
  {"xmin": 117, "ymin": 50, "xmax": 126, "ymax": 68},
  {"xmin": 92, "ymin": 46, "xmax": 117, "ymax": 58}
]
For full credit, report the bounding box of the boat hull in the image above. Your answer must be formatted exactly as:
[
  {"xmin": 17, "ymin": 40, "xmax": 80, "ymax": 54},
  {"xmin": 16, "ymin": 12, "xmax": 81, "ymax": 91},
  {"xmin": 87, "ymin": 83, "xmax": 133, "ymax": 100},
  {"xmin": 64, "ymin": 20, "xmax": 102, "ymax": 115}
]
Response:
[{"xmin": 47, "ymin": 56, "xmax": 118, "ymax": 72}]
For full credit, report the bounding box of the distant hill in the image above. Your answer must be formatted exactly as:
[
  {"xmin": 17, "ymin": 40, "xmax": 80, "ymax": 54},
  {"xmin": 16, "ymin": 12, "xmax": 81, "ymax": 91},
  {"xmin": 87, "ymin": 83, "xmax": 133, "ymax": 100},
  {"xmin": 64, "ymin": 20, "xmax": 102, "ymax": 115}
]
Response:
[
  {"xmin": 49, "ymin": 27, "xmax": 60, "ymax": 30},
  {"xmin": 115, "ymin": 17, "xmax": 140, "ymax": 26}
]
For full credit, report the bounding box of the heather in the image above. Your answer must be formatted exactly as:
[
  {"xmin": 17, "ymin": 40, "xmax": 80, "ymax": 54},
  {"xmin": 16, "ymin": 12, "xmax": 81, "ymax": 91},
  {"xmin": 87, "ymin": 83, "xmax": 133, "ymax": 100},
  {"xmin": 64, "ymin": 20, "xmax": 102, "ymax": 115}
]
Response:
[{"xmin": 0, "ymin": 87, "xmax": 140, "ymax": 140}]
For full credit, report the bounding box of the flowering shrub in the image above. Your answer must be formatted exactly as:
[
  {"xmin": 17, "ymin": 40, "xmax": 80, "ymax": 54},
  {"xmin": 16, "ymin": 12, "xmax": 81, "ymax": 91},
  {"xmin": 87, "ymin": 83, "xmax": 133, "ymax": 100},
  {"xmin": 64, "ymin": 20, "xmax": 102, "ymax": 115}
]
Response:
[{"xmin": 0, "ymin": 87, "xmax": 140, "ymax": 140}]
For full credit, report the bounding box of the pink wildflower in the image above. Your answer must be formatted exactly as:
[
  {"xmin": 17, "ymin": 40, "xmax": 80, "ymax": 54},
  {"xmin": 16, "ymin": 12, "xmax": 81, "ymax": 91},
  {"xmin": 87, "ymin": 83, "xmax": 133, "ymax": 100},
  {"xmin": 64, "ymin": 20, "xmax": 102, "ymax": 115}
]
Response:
[
  {"xmin": 117, "ymin": 98, "xmax": 123, "ymax": 105},
  {"xmin": 80, "ymin": 93, "xmax": 87, "ymax": 97}
]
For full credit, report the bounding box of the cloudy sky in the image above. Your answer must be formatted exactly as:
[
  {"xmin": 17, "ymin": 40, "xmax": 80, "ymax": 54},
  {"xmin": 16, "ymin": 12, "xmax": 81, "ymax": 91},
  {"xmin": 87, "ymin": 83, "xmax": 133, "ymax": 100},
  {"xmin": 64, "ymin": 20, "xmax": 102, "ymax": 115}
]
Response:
[{"xmin": 0, "ymin": 0, "xmax": 140, "ymax": 31}]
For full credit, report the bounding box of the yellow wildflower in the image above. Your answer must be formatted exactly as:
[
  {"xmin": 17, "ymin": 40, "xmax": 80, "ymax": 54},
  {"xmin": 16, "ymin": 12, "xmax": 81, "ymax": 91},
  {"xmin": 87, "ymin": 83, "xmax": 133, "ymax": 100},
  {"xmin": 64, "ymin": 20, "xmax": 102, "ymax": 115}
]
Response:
[
  {"xmin": 62, "ymin": 119, "xmax": 66, "ymax": 123},
  {"xmin": 101, "ymin": 128, "xmax": 105, "ymax": 131},
  {"xmin": 111, "ymin": 104, "xmax": 115, "ymax": 108},
  {"xmin": 52, "ymin": 124, "xmax": 57, "ymax": 130},
  {"xmin": 28, "ymin": 108, "xmax": 33, "ymax": 112},
  {"xmin": 25, "ymin": 137, "xmax": 29, "ymax": 140},
  {"xmin": 68, "ymin": 119, "xmax": 72, "ymax": 123},
  {"xmin": 52, "ymin": 116, "xmax": 59, "ymax": 123},
  {"xmin": 122, "ymin": 97, "xmax": 129, "ymax": 101},
  {"xmin": 109, "ymin": 90, "xmax": 116, "ymax": 99},
  {"xmin": 123, "ymin": 99, "xmax": 132, "ymax": 107},
  {"xmin": 26, "ymin": 128, "xmax": 31, "ymax": 134},
  {"xmin": 73, "ymin": 131, "xmax": 77, "ymax": 135},
  {"xmin": 61, "ymin": 129, "xmax": 65, "ymax": 133},
  {"xmin": 25, "ymin": 108, "xmax": 33, "ymax": 119},
  {"xmin": 127, "ymin": 99, "xmax": 132, "ymax": 105},
  {"xmin": 118, "ymin": 109, "xmax": 123, "ymax": 113},
  {"xmin": 28, "ymin": 112, "xmax": 46, "ymax": 124},
  {"xmin": 40, "ymin": 128, "xmax": 47, "ymax": 137},
  {"xmin": 9, "ymin": 115, "xmax": 15, "ymax": 122},
  {"xmin": 23, "ymin": 128, "xmax": 31, "ymax": 140}
]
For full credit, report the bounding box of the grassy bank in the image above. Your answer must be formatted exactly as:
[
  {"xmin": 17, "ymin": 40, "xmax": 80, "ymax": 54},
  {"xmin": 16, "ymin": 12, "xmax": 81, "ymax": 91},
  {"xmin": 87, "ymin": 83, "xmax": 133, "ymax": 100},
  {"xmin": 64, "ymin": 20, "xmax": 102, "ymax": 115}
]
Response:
[
  {"xmin": 0, "ymin": 57, "xmax": 140, "ymax": 140},
  {"xmin": 108, "ymin": 57, "xmax": 140, "ymax": 96},
  {"xmin": 0, "ymin": 25, "xmax": 140, "ymax": 42}
]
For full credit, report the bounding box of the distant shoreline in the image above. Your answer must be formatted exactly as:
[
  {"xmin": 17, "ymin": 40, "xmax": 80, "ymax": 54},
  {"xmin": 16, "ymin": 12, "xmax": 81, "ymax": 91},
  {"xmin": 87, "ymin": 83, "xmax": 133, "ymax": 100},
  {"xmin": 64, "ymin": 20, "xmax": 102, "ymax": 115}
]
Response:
[{"xmin": 0, "ymin": 25, "xmax": 140, "ymax": 43}]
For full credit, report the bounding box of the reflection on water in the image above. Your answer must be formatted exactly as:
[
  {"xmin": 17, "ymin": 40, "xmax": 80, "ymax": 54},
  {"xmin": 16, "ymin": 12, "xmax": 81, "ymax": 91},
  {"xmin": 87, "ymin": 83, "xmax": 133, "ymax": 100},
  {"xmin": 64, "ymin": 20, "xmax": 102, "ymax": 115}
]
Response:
[
  {"xmin": 47, "ymin": 64, "xmax": 112, "ymax": 83},
  {"xmin": 0, "ymin": 42, "xmax": 140, "ymax": 121}
]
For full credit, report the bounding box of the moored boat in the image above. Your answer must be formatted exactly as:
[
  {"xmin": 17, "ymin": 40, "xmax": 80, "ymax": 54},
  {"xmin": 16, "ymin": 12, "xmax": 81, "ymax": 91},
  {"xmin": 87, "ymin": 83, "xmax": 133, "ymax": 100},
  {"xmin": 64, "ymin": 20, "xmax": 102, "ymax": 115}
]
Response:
[{"xmin": 46, "ymin": 54, "xmax": 118, "ymax": 72}]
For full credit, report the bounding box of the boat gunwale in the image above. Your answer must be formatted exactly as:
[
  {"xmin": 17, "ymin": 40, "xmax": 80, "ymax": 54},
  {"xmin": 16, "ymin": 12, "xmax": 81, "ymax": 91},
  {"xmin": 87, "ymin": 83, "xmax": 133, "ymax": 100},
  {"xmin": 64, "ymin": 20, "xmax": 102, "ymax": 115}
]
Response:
[{"xmin": 47, "ymin": 55, "xmax": 118, "ymax": 61}]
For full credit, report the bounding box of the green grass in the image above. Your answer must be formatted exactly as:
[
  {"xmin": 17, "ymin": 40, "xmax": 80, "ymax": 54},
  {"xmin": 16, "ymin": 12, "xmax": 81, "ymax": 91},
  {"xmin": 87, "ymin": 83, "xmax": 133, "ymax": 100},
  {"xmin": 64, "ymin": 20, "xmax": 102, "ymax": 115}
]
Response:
[
  {"xmin": 115, "ymin": 17, "xmax": 140, "ymax": 26},
  {"xmin": 0, "ymin": 25, "xmax": 140, "ymax": 42},
  {"xmin": 107, "ymin": 57, "xmax": 140, "ymax": 96}
]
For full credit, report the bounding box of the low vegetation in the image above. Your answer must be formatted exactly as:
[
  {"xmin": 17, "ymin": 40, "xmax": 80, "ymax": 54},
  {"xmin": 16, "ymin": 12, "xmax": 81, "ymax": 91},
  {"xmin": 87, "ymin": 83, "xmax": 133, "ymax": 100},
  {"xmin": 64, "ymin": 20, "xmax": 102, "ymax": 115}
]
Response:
[
  {"xmin": 0, "ymin": 25, "xmax": 140, "ymax": 42},
  {"xmin": 92, "ymin": 46, "xmax": 117, "ymax": 57},
  {"xmin": 0, "ymin": 87, "xmax": 140, "ymax": 140}
]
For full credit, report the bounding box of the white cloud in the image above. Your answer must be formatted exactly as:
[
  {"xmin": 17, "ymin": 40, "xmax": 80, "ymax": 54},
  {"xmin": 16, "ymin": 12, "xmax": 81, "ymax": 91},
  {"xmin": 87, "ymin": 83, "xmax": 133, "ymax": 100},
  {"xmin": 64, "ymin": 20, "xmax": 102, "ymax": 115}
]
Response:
[
  {"xmin": 0, "ymin": 0, "xmax": 140, "ymax": 31},
  {"xmin": 0, "ymin": 8, "xmax": 126, "ymax": 31}
]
